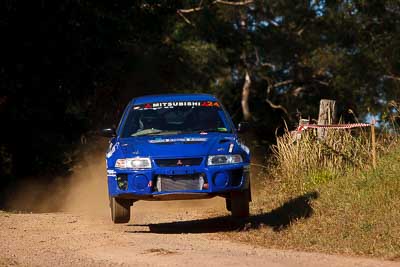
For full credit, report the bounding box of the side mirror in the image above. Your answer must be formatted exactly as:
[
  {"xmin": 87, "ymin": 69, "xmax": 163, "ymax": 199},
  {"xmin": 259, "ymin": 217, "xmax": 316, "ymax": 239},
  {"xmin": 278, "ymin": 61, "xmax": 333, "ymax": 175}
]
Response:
[
  {"xmin": 237, "ymin": 122, "xmax": 250, "ymax": 133},
  {"xmin": 100, "ymin": 128, "xmax": 116, "ymax": 138}
]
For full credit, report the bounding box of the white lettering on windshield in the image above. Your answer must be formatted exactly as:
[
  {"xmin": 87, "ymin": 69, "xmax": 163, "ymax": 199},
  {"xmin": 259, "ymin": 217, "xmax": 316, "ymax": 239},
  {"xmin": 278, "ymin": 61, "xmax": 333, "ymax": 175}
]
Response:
[{"xmin": 133, "ymin": 101, "xmax": 217, "ymax": 110}]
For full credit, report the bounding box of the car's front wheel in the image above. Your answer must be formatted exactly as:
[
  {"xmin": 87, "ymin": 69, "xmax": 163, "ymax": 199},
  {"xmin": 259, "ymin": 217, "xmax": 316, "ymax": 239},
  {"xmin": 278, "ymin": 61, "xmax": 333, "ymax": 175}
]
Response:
[
  {"xmin": 229, "ymin": 190, "xmax": 250, "ymax": 217},
  {"xmin": 110, "ymin": 197, "xmax": 131, "ymax": 223}
]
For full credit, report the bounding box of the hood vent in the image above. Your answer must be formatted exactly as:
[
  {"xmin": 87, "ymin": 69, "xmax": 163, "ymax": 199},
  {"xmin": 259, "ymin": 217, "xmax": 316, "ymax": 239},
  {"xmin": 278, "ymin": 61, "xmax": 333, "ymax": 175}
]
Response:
[{"xmin": 183, "ymin": 141, "xmax": 204, "ymax": 144}]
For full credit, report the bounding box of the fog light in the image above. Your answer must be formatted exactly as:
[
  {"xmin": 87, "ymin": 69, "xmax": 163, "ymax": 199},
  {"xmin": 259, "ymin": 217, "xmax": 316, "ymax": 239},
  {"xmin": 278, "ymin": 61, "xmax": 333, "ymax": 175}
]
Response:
[
  {"xmin": 214, "ymin": 172, "xmax": 229, "ymax": 187},
  {"xmin": 116, "ymin": 174, "xmax": 128, "ymax": 190},
  {"xmin": 133, "ymin": 174, "xmax": 148, "ymax": 190}
]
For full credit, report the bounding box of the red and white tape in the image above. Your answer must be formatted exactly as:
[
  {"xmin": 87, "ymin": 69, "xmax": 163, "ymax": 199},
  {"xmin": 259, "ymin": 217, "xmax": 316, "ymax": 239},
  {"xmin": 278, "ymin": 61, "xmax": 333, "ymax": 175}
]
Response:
[{"xmin": 296, "ymin": 123, "xmax": 371, "ymax": 132}]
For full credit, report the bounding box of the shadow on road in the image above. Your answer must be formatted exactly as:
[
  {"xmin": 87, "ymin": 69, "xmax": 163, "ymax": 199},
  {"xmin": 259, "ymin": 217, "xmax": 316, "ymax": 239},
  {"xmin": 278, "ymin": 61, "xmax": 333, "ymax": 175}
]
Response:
[{"xmin": 125, "ymin": 191, "xmax": 319, "ymax": 234}]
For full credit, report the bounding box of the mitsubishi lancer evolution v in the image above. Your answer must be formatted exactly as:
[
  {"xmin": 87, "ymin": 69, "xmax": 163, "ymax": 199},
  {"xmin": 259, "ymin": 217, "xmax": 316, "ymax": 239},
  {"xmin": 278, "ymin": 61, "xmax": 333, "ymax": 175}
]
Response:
[{"xmin": 101, "ymin": 94, "xmax": 251, "ymax": 223}]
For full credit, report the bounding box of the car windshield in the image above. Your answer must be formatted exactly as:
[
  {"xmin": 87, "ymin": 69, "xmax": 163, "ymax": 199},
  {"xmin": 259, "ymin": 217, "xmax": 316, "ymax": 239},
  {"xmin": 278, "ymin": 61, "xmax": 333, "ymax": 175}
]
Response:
[{"xmin": 120, "ymin": 101, "xmax": 230, "ymax": 137}]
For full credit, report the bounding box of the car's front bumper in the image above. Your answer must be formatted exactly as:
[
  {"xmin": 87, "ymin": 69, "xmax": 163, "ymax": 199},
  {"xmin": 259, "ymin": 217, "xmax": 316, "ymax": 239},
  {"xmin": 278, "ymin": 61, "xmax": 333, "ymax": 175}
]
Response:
[{"xmin": 107, "ymin": 163, "xmax": 250, "ymax": 200}]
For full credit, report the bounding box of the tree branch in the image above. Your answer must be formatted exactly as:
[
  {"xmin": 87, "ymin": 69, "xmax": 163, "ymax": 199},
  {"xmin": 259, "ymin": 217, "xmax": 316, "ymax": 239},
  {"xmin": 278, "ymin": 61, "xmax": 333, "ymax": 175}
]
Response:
[
  {"xmin": 254, "ymin": 47, "xmax": 276, "ymax": 69},
  {"xmin": 179, "ymin": 5, "xmax": 204, "ymax": 13},
  {"xmin": 265, "ymin": 19, "xmax": 279, "ymax": 27},
  {"xmin": 291, "ymin": 86, "xmax": 304, "ymax": 97},
  {"xmin": 179, "ymin": 0, "xmax": 253, "ymax": 13},
  {"xmin": 176, "ymin": 10, "xmax": 194, "ymax": 25},
  {"xmin": 270, "ymin": 79, "xmax": 294, "ymax": 88},
  {"xmin": 241, "ymin": 70, "xmax": 252, "ymax": 121},
  {"xmin": 261, "ymin": 62, "xmax": 276, "ymax": 68},
  {"xmin": 215, "ymin": 0, "xmax": 254, "ymax": 6},
  {"xmin": 384, "ymin": 74, "xmax": 400, "ymax": 81},
  {"xmin": 315, "ymin": 80, "xmax": 329, "ymax": 86},
  {"xmin": 266, "ymin": 99, "xmax": 289, "ymax": 116}
]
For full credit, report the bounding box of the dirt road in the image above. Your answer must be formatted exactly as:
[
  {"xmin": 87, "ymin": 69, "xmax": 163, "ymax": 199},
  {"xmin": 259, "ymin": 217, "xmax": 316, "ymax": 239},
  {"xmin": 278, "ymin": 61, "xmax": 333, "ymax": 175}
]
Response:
[
  {"xmin": 1, "ymin": 152, "xmax": 398, "ymax": 267},
  {"xmin": 1, "ymin": 199, "xmax": 398, "ymax": 267}
]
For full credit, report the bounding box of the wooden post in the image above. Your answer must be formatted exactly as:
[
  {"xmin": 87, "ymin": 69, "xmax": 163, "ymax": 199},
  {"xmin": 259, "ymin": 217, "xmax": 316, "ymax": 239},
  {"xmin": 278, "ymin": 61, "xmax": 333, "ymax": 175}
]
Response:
[
  {"xmin": 371, "ymin": 120, "xmax": 377, "ymax": 169},
  {"xmin": 318, "ymin": 99, "xmax": 337, "ymax": 139}
]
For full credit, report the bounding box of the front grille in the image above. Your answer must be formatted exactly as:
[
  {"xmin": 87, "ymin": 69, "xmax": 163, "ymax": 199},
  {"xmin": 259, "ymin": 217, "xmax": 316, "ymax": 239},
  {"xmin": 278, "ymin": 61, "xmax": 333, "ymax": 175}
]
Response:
[
  {"xmin": 155, "ymin": 158, "xmax": 203, "ymax": 167},
  {"xmin": 155, "ymin": 174, "xmax": 205, "ymax": 192}
]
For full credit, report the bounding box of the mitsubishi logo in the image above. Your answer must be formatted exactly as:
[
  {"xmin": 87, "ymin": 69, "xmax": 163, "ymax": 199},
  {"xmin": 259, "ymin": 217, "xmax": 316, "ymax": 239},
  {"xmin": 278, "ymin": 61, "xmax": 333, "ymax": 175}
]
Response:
[{"xmin": 176, "ymin": 160, "xmax": 183, "ymax": 166}]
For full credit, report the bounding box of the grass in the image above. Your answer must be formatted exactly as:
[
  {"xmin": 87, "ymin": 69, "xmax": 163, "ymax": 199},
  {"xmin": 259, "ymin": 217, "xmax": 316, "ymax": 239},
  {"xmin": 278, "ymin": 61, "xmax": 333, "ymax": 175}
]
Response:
[
  {"xmin": 271, "ymin": 128, "xmax": 373, "ymax": 193},
  {"xmin": 221, "ymin": 129, "xmax": 400, "ymax": 260}
]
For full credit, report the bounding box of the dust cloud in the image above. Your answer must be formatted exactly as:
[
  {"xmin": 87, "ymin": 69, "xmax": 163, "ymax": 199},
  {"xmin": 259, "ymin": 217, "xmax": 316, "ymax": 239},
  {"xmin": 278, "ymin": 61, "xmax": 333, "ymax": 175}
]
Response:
[
  {"xmin": 4, "ymin": 139, "xmax": 226, "ymax": 217},
  {"xmin": 3, "ymin": 138, "xmax": 272, "ymax": 217},
  {"xmin": 3, "ymin": 145, "xmax": 110, "ymax": 216},
  {"xmin": 61, "ymin": 151, "xmax": 110, "ymax": 216}
]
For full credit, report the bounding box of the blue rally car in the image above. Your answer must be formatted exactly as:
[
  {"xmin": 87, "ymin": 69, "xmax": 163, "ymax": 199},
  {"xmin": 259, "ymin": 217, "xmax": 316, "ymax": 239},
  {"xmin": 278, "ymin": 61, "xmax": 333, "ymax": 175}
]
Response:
[{"xmin": 101, "ymin": 94, "xmax": 251, "ymax": 223}]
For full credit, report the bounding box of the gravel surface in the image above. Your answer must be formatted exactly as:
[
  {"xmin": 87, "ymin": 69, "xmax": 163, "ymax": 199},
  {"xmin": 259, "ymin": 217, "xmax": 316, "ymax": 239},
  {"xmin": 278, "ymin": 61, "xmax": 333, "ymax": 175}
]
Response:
[{"xmin": 0, "ymin": 200, "xmax": 398, "ymax": 267}]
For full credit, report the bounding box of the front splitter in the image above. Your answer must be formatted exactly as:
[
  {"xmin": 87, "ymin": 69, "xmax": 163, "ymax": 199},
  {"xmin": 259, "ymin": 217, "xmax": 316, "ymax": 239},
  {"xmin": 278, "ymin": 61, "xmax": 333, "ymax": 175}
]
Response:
[{"xmin": 117, "ymin": 192, "xmax": 219, "ymax": 201}]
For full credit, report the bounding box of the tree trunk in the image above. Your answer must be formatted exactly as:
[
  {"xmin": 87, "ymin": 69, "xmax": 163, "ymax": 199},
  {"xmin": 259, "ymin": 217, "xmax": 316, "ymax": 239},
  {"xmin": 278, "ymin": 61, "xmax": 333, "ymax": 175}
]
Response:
[
  {"xmin": 318, "ymin": 99, "xmax": 337, "ymax": 139},
  {"xmin": 241, "ymin": 70, "xmax": 251, "ymax": 121}
]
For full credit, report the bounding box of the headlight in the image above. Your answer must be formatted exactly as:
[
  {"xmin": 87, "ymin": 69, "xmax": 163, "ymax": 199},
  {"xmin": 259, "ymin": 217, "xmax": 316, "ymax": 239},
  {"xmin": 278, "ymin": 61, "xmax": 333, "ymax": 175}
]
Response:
[
  {"xmin": 207, "ymin": 154, "xmax": 243, "ymax": 166},
  {"xmin": 115, "ymin": 158, "xmax": 152, "ymax": 169}
]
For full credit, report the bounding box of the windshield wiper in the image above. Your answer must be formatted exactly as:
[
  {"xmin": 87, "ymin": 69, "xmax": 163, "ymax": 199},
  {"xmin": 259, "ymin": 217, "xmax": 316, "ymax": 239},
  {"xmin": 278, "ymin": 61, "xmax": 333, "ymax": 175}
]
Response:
[
  {"xmin": 133, "ymin": 128, "xmax": 229, "ymax": 136},
  {"xmin": 191, "ymin": 128, "xmax": 228, "ymax": 133},
  {"xmin": 131, "ymin": 129, "xmax": 163, "ymax": 136},
  {"xmin": 131, "ymin": 129, "xmax": 184, "ymax": 136}
]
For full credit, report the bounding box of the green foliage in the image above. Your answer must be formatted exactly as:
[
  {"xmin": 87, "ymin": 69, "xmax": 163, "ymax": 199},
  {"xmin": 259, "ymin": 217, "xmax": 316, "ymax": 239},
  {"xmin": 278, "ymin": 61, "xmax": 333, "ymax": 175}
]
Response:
[
  {"xmin": 0, "ymin": 0, "xmax": 180, "ymax": 178},
  {"xmin": 223, "ymin": 138, "xmax": 400, "ymax": 259},
  {"xmin": 270, "ymin": 129, "xmax": 372, "ymax": 194},
  {"xmin": 2, "ymin": 0, "xmax": 400, "ymax": 180},
  {"xmin": 305, "ymin": 169, "xmax": 337, "ymax": 189},
  {"xmin": 173, "ymin": 0, "xmax": 400, "ymax": 121}
]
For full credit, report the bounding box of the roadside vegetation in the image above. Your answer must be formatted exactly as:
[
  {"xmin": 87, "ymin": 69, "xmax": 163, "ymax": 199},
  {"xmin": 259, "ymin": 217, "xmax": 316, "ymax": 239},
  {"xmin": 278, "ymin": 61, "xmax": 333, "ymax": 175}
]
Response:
[
  {"xmin": 223, "ymin": 127, "xmax": 400, "ymax": 260},
  {"xmin": 3, "ymin": 1, "xmax": 400, "ymax": 202}
]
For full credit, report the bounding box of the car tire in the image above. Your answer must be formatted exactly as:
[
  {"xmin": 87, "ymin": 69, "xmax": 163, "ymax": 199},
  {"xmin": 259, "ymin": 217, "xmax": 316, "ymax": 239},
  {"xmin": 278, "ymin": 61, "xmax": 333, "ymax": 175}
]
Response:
[
  {"xmin": 110, "ymin": 197, "xmax": 131, "ymax": 224},
  {"xmin": 225, "ymin": 198, "xmax": 232, "ymax": 211},
  {"xmin": 230, "ymin": 190, "xmax": 250, "ymax": 218}
]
